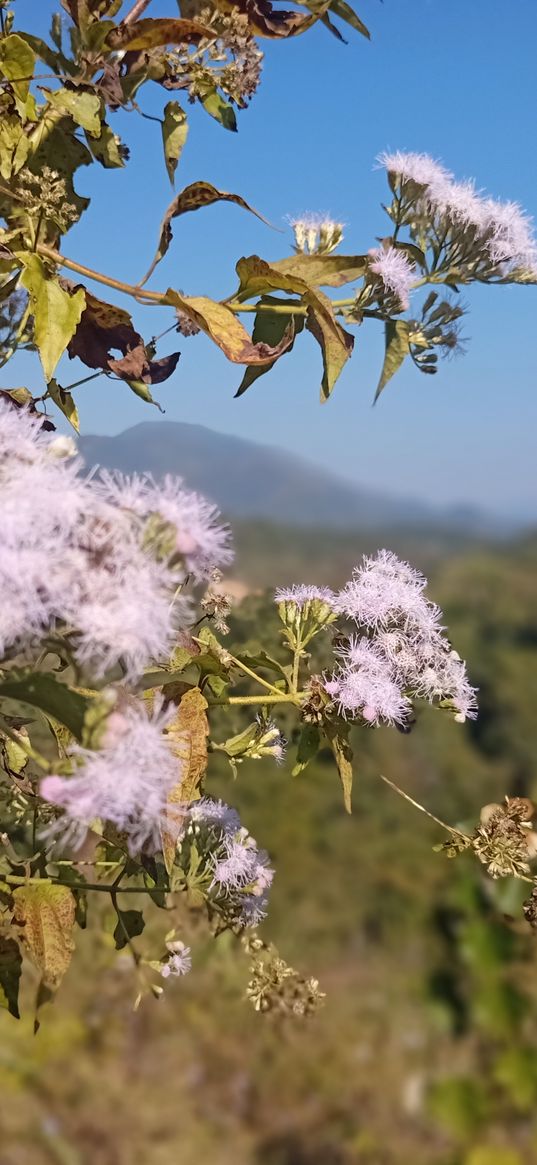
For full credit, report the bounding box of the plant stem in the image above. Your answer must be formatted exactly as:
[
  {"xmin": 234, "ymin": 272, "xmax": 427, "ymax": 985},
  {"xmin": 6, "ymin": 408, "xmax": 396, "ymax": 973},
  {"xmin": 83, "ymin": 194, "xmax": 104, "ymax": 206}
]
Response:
[
  {"xmin": 209, "ymin": 692, "xmax": 303, "ymax": 707},
  {"xmin": 378, "ymin": 773, "xmax": 470, "ymax": 840},
  {"xmin": 225, "ymin": 652, "xmax": 285, "ymax": 696}
]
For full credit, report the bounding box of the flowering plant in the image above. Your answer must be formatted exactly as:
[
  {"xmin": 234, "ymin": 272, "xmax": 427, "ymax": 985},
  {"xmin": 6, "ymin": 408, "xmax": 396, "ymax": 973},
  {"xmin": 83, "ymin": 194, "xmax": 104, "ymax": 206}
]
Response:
[{"xmin": 0, "ymin": 0, "xmax": 536, "ymax": 1028}]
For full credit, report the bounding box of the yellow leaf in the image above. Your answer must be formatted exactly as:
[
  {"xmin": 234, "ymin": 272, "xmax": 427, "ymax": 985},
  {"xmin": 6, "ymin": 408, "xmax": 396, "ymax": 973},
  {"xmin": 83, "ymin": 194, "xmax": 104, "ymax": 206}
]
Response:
[
  {"xmin": 13, "ymin": 883, "xmax": 75, "ymax": 990},
  {"xmin": 160, "ymin": 688, "xmax": 209, "ymax": 874}
]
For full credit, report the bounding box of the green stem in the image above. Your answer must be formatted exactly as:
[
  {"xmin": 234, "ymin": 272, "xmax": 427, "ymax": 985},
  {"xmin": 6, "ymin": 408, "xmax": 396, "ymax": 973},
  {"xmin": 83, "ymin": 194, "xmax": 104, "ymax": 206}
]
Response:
[
  {"xmin": 224, "ymin": 651, "xmax": 285, "ymax": 697},
  {"xmin": 209, "ymin": 692, "xmax": 304, "ymax": 707},
  {"xmin": 4, "ymin": 873, "xmax": 163, "ymax": 894}
]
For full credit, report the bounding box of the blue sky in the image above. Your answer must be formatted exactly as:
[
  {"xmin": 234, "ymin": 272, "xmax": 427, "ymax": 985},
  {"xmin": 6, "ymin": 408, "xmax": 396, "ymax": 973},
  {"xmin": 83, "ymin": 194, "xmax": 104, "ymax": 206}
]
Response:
[{"xmin": 11, "ymin": 0, "xmax": 537, "ymax": 515}]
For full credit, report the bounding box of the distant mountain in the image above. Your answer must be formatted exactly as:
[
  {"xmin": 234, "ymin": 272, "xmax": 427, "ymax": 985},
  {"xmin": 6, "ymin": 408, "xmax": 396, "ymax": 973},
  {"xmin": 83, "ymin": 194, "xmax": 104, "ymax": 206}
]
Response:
[{"xmin": 78, "ymin": 421, "xmax": 516, "ymax": 536}]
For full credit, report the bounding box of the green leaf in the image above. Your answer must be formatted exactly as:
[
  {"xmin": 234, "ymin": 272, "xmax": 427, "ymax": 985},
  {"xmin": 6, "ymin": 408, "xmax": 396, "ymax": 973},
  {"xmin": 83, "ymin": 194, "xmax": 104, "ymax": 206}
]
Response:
[
  {"xmin": 0, "ymin": 936, "xmax": 22, "ymax": 1019},
  {"xmin": 0, "ymin": 115, "xmax": 31, "ymax": 180},
  {"xmin": 292, "ymin": 724, "xmax": 321, "ymax": 777},
  {"xmin": 200, "ymin": 87, "xmax": 237, "ymax": 132},
  {"xmin": 0, "ymin": 671, "xmax": 93, "ymax": 742},
  {"xmin": 113, "ymin": 909, "xmax": 145, "ymax": 950},
  {"xmin": 18, "ymin": 254, "xmax": 86, "ymax": 383},
  {"xmin": 305, "ymin": 292, "xmax": 354, "ymax": 402},
  {"xmin": 234, "ymin": 255, "xmax": 354, "ymax": 399},
  {"xmin": 13, "ymin": 883, "xmax": 75, "ymax": 990},
  {"xmin": 162, "ymin": 101, "xmax": 189, "ymax": 184},
  {"xmin": 235, "ymin": 296, "xmax": 303, "ymax": 396},
  {"xmin": 374, "ymin": 319, "xmax": 411, "ymax": 401},
  {"xmin": 45, "ymin": 88, "xmax": 102, "ymax": 134},
  {"xmin": 273, "ymin": 252, "xmax": 368, "ymax": 288},
  {"xmin": 47, "ymin": 378, "xmax": 80, "ymax": 432},
  {"xmin": 85, "ymin": 122, "xmax": 125, "ymax": 168},
  {"xmin": 0, "ymin": 34, "xmax": 35, "ymax": 102},
  {"xmin": 327, "ymin": 0, "xmax": 370, "ymax": 38},
  {"xmin": 324, "ymin": 722, "xmax": 354, "ymax": 812}
]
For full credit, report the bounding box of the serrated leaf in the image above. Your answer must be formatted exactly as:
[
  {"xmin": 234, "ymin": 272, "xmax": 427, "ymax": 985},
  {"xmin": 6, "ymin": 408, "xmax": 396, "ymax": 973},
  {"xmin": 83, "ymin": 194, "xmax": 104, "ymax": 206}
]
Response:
[
  {"xmin": 13, "ymin": 882, "xmax": 75, "ymax": 989},
  {"xmin": 160, "ymin": 688, "xmax": 209, "ymax": 875},
  {"xmin": 273, "ymin": 252, "xmax": 368, "ymax": 287},
  {"xmin": 47, "ymin": 378, "xmax": 80, "ymax": 432},
  {"xmin": 45, "ymin": 88, "xmax": 102, "ymax": 134},
  {"xmin": 235, "ymin": 297, "xmax": 303, "ymax": 396},
  {"xmin": 375, "ymin": 319, "xmax": 411, "ymax": 400},
  {"xmin": 18, "ymin": 255, "xmax": 85, "ymax": 383},
  {"xmin": 292, "ymin": 724, "xmax": 321, "ymax": 777},
  {"xmin": 200, "ymin": 87, "xmax": 237, "ymax": 132},
  {"xmin": 162, "ymin": 101, "xmax": 188, "ymax": 184},
  {"xmin": 0, "ymin": 34, "xmax": 35, "ymax": 102},
  {"xmin": 0, "ymin": 935, "xmax": 22, "ymax": 1018},
  {"xmin": 113, "ymin": 908, "xmax": 145, "ymax": 950},
  {"xmin": 0, "ymin": 671, "xmax": 93, "ymax": 741},
  {"xmin": 143, "ymin": 182, "xmax": 269, "ymax": 285}
]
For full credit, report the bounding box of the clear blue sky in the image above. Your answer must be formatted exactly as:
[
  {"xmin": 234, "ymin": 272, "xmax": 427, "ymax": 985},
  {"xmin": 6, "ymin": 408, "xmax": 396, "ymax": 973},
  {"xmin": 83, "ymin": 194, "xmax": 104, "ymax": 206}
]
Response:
[{"xmin": 12, "ymin": 0, "xmax": 537, "ymax": 516}]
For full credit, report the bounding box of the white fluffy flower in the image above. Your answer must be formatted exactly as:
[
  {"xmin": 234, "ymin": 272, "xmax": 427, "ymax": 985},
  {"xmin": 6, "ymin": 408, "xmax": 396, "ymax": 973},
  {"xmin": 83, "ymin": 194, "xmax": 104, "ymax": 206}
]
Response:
[{"xmin": 40, "ymin": 700, "xmax": 181, "ymax": 852}]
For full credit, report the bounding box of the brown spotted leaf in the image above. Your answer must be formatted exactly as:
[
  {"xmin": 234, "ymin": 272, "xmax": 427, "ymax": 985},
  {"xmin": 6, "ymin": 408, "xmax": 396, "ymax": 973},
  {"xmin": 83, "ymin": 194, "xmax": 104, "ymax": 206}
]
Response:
[
  {"xmin": 212, "ymin": 0, "xmax": 328, "ymax": 37},
  {"xmin": 160, "ymin": 688, "xmax": 209, "ymax": 874},
  {"xmin": 165, "ymin": 288, "xmax": 294, "ymax": 365},
  {"xmin": 13, "ymin": 883, "xmax": 75, "ymax": 990},
  {"xmin": 142, "ymin": 181, "xmax": 269, "ymax": 285},
  {"xmin": 67, "ymin": 287, "xmax": 180, "ymax": 385},
  {"xmin": 107, "ymin": 18, "xmax": 212, "ymax": 51}
]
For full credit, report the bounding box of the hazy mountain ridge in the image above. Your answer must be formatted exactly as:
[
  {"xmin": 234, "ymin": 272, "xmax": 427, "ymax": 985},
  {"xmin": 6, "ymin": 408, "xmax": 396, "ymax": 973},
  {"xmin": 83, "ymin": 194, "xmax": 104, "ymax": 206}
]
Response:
[{"xmin": 79, "ymin": 421, "xmax": 519, "ymax": 536}]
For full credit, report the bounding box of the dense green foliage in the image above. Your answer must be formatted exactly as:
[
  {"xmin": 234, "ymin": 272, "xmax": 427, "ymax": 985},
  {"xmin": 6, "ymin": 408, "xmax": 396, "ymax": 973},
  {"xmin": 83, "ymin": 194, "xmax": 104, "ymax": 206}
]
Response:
[{"xmin": 2, "ymin": 532, "xmax": 537, "ymax": 1165}]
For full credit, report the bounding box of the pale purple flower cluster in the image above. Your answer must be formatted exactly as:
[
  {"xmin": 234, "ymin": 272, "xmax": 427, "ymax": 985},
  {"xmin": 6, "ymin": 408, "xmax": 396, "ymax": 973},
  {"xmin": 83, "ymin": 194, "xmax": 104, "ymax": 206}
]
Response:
[
  {"xmin": 369, "ymin": 245, "xmax": 417, "ymax": 309},
  {"xmin": 378, "ymin": 151, "xmax": 537, "ymax": 276},
  {"xmin": 184, "ymin": 797, "xmax": 274, "ymax": 927},
  {"xmin": 325, "ymin": 550, "xmax": 477, "ymax": 725},
  {"xmin": 41, "ymin": 699, "xmax": 181, "ymax": 852},
  {"xmin": 0, "ymin": 404, "xmax": 232, "ymax": 677}
]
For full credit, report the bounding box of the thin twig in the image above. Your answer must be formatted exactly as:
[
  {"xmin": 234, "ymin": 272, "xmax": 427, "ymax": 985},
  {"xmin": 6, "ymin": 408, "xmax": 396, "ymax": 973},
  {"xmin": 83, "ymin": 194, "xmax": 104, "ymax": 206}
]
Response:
[
  {"xmin": 123, "ymin": 0, "xmax": 153, "ymax": 24},
  {"xmin": 379, "ymin": 773, "xmax": 470, "ymax": 840}
]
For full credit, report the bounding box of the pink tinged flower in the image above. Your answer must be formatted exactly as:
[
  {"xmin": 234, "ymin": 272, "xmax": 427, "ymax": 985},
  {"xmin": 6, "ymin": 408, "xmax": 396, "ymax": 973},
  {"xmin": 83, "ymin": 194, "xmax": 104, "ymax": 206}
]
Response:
[
  {"xmin": 40, "ymin": 700, "xmax": 181, "ymax": 853},
  {"xmin": 328, "ymin": 636, "xmax": 411, "ymax": 726},
  {"xmin": 336, "ymin": 549, "xmax": 433, "ymax": 630},
  {"xmin": 368, "ymin": 246, "xmax": 416, "ymax": 310}
]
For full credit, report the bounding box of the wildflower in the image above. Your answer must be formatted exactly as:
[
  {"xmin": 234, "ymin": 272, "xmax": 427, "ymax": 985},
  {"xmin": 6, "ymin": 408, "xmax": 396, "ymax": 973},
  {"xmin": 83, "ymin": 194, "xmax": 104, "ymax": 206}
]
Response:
[
  {"xmin": 40, "ymin": 699, "xmax": 181, "ymax": 853},
  {"xmin": 275, "ymin": 584, "xmax": 337, "ymax": 607},
  {"xmin": 160, "ymin": 940, "xmax": 192, "ymax": 978},
  {"xmin": 288, "ymin": 214, "xmax": 344, "ymax": 255},
  {"xmin": 369, "ymin": 245, "xmax": 416, "ymax": 309},
  {"xmin": 326, "ymin": 637, "xmax": 412, "ymax": 726},
  {"xmin": 336, "ymin": 550, "xmax": 431, "ymax": 629},
  {"xmin": 97, "ymin": 470, "xmax": 233, "ymax": 581},
  {"xmin": 378, "ymin": 150, "xmax": 451, "ymax": 191}
]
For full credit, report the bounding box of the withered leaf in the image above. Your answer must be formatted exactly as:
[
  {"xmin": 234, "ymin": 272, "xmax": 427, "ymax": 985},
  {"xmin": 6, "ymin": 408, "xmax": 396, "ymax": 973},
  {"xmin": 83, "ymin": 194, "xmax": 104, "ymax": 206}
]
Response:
[
  {"xmin": 142, "ymin": 181, "xmax": 269, "ymax": 285},
  {"xmin": 13, "ymin": 883, "xmax": 75, "ymax": 990},
  {"xmin": 107, "ymin": 18, "xmax": 212, "ymax": 52},
  {"xmin": 165, "ymin": 288, "xmax": 294, "ymax": 365},
  {"xmin": 160, "ymin": 688, "xmax": 209, "ymax": 875},
  {"xmin": 67, "ymin": 287, "xmax": 180, "ymax": 385},
  {"xmin": 272, "ymin": 252, "xmax": 368, "ymax": 288},
  {"xmin": 212, "ymin": 0, "xmax": 327, "ymax": 37}
]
